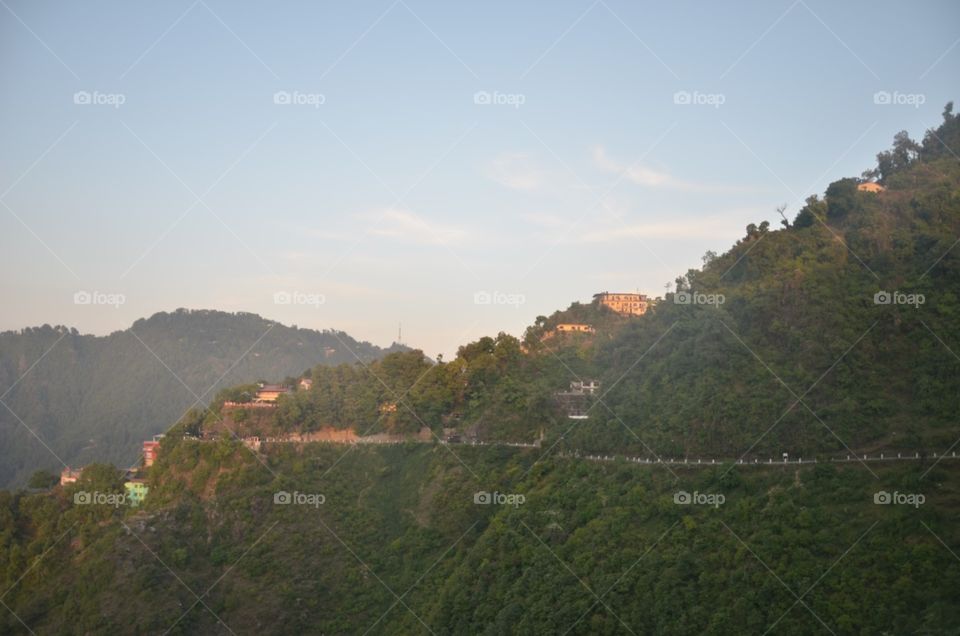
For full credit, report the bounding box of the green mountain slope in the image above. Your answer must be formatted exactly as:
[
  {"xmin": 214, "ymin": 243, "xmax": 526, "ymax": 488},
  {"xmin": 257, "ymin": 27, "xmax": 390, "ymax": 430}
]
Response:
[
  {"xmin": 0, "ymin": 309, "xmax": 404, "ymax": 487},
  {"xmin": 202, "ymin": 107, "xmax": 960, "ymax": 462},
  {"xmin": 567, "ymin": 106, "xmax": 960, "ymax": 460},
  {"xmin": 1, "ymin": 108, "xmax": 958, "ymax": 635},
  {"xmin": 1, "ymin": 443, "xmax": 958, "ymax": 634}
]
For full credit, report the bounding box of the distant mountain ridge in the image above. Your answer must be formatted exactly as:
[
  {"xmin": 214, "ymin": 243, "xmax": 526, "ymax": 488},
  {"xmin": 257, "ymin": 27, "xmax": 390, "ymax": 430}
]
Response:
[{"xmin": 0, "ymin": 309, "xmax": 405, "ymax": 487}]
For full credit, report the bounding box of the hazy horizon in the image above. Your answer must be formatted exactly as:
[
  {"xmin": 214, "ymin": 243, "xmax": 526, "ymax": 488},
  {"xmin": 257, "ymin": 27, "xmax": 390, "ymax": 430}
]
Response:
[{"xmin": 3, "ymin": 0, "xmax": 958, "ymax": 358}]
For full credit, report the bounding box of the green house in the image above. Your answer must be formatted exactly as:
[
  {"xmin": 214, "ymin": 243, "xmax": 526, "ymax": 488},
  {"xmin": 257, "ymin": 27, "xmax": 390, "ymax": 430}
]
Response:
[{"xmin": 124, "ymin": 480, "xmax": 149, "ymax": 507}]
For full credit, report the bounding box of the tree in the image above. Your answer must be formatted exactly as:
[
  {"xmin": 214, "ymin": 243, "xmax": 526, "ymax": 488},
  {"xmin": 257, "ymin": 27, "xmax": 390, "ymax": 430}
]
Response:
[
  {"xmin": 920, "ymin": 101, "xmax": 959, "ymax": 162},
  {"xmin": 27, "ymin": 470, "xmax": 58, "ymax": 489},
  {"xmin": 825, "ymin": 178, "xmax": 860, "ymax": 220},
  {"xmin": 875, "ymin": 130, "xmax": 920, "ymax": 182},
  {"xmin": 794, "ymin": 195, "xmax": 826, "ymax": 229},
  {"xmin": 776, "ymin": 204, "xmax": 790, "ymax": 229}
]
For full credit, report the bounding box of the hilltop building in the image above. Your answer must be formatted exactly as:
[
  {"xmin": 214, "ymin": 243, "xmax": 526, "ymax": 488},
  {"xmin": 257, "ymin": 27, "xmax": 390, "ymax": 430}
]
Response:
[
  {"xmin": 255, "ymin": 384, "xmax": 291, "ymax": 402},
  {"xmin": 858, "ymin": 181, "xmax": 885, "ymax": 193},
  {"xmin": 60, "ymin": 467, "xmax": 83, "ymax": 485},
  {"xmin": 543, "ymin": 323, "xmax": 596, "ymax": 340},
  {"xmin": 594, "ymin": 291, "xmax": 649, "ymax": 316},
  {"xmin": 143, "ymin": 435, "xmax": 164, "ymax": 467},
  {"xmin": 557, "ymin": 323, "xmax": 596, "ymax": 334},
  {"xmin": 299, "ymin": 378, "xmax": 313, "ymax": 390}
]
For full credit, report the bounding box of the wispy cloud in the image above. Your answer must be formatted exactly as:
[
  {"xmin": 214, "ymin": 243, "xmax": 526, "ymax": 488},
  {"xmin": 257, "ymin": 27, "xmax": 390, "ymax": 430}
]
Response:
[
  {"xmin": 593, "ymin": 146, "xmax": 759, "ymax": 193},
  {"xmin": 521, "ymin": 211, "xmax": 573, "ymax": 230},
  {"xmin": 365, "ymin": 207, "xmax": 467, "ymax": 245},
  {"xmin": 524, "ymin": 209, "xmax": 757, "ymax": 243},
  {"xmin": 486, "ymin": 152, "xmax": 549, "ymax": 192},
  {"xmin": 300, "ymin": 228, "xmax": 353, "ymax": 242},
  {"xmin": 577, "ymin": 217, "xmax": 744, "ymax": 242},
  {"xmin": 593, "ymin": 146, "xmax": 679, "ymax": 187},
  {"xmin": 247, "ymin": 274, "xmax": 393, "ymax": 300}
]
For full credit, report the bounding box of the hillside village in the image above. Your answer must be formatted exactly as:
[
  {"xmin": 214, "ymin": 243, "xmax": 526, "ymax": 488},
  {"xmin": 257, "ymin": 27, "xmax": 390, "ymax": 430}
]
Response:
[{"xmin": 58, "ymin": 291, "xmax": 655, "ymax": 507}]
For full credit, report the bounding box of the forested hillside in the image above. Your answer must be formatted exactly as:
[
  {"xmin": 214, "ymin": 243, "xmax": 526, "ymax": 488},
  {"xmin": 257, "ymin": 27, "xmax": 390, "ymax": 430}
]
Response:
[
  {"xmin": 229, "ymin": 104, "xmax": 960, "ymax": 462},
  {"xmin": 0, "ymin": 309, "xmax": 404, "ymax": 487},
  {"xmin": 0, "ymin": 107, "xmax": 958, "ymax": 635},
  {"xmin": 1, "ymin": 442, "xmax": 957, "ymax": 634},
  {"xmin": 569, "ymin": 103, "xmax": 960, "ymax": 459},
  {"xmin": 176, "ymin": 105, "xmax": 960, "ymax": 466}
]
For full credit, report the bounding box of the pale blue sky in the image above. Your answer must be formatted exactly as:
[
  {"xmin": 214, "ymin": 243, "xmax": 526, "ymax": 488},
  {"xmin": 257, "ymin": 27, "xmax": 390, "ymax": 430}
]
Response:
[{"xmin": 1, "ymin": 0, "xmax": 957, "ymax": 357}]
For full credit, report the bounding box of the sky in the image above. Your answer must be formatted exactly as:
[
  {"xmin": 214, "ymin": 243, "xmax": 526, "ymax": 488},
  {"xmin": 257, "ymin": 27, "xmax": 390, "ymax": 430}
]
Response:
[{"xmin": 1, "ymin": 0, "xmax": 958, "ymax": 358}]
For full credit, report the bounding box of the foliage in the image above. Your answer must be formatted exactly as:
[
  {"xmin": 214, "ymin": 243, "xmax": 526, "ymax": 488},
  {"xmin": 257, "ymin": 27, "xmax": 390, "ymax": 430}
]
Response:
[
  {"xmin": 0, "ymin": 446, "xmax": 957, "ymax": 634},
  {"xmin": 1, "ymin": 107, "xmax": 958, "ymax": 634},
  {"xmin": 0, "ymin": 309, "xmax": 406, "ymax": 488}
]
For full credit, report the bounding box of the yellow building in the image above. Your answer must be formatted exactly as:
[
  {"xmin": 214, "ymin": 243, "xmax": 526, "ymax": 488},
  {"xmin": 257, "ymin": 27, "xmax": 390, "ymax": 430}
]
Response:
[
  {"xmin": 555, "ymin": 323, "xmax": 595, "ymax": 334},
  {"xmin": 255, "ymin": 384, "xmax": 291, "ymax": 402},
  {"xmin": 60, "ymin": 467, "xmax": 83, "ymax": 485},
  {"xmin": 541, "ymin": 323, "xmax": 595, "ymax": 341},
  {"xmin": 857, "ymin": 182, "xmax": 885, "ymax": 193},
  {"xmin": 594, "ymin": 292, "xmax": 649, "ymax": 316}
]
